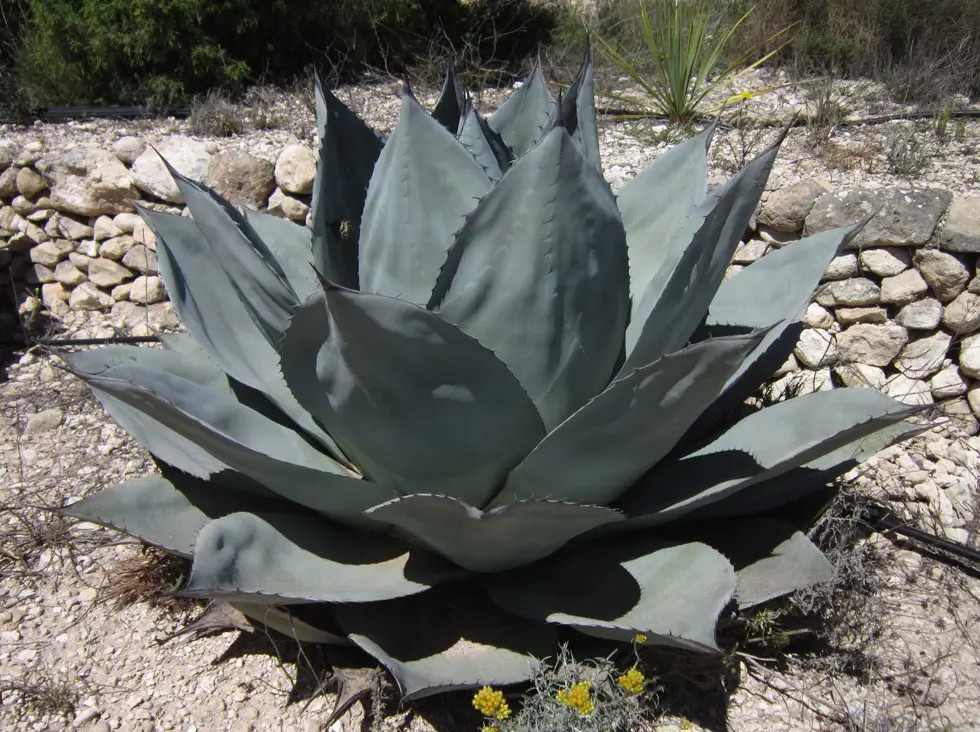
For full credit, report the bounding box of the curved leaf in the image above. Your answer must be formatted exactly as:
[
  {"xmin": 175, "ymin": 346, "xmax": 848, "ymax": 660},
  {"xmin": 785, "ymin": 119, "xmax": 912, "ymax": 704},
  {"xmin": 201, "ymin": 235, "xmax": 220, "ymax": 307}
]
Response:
[
  {"xmin": 617, "ymin": 124, "xmax": 714, "ymax": 307},
  {"xmin": 494, "ymin": 330, "xmax": 767, "ymax": 508},
  {"xmin": 61, "ymin": 472, "xmax": 283, "ymax": 556},
  {"xmin": 163, "ymin": 161, "xmax": 298, "ymax": 344},
  {"xmin": 140, "ymin": 208, "xmax": 348, "ymax": 462},
  {"xmin": 686, "ymin": 222, "xmax": 865, "ymax": 438},
  {"xmin": 64, "ymin": 348, "xmax": 395, "ymax": 522},
  {"xmin": 431, "ymin": 59, "xmax": 466, "ymax": 132},
  {"xmin": 244, "ymin": 210, "xmax": 319, "ymax": 301},
  {"xmin": 365, "ymin": 494, "xmax": 624, "ymax": 572},
  {"xmin": 618, "ymin": 388, "xmax": 919, "ymax": 526},
  {"xmin": 556, "ymin": 41, "xmax": 601, "ymax": 169},
  {"xmin": 358, "ymin": 90, "xmax": 491, "ymax": 305},
  {"xmin": 623, "ymin": 138, "xmax": 780, "ymax": 371},
  {"xmin": 183, "ymin": 512, "xmax": 461, "ymax": 603},
  {"xmin": 335, "ymin": 588, "xmax": 559, "ymax": 700},
  {"xmin": 488, "ymin": 536, "xmax": 735, "ymax": 653},
  {"xmin": 457, "ymin": 100, "xmax": 505, "ymax": 181},
  {"xmin": 431, "ymin": 127, "xmax": 630, "ymax": 429},
  {"xmin": 487, "ymin": 59, "xmax": 556, "ymax": 157},
  {"xmin": 311, "ymin": 75, "xmax": 384, "ymax": 287},
  {"xmin": 279, "ymin": 285, "xmax": 545, "ymax": 505}
]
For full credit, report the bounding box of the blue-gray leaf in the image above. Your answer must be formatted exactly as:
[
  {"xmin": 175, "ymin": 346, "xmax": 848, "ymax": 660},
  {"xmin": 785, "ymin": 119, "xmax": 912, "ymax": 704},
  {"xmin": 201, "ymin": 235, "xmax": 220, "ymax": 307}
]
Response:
[
  {"xmin": 431, "ymin": 127, "xmax": 629, "ymax": 430},
  {"xmin": 358, "ymin": 90, "xmax": 491, "ymax": 305},
  {"xmin": 278, "ymin": 285, "xmax": 545, "ymax": 505}
]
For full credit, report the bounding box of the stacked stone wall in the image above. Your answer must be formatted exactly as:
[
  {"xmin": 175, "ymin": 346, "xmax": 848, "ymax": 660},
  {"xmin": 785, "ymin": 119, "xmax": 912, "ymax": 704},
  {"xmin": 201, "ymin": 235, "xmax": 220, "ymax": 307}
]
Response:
[{"xmin": 2, "ymin": 135, "xmax": 980, "ymax": 430}]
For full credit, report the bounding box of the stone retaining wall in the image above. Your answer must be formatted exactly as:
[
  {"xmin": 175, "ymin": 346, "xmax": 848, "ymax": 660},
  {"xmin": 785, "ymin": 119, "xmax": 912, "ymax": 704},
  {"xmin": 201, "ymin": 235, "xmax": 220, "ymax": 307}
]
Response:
[{"xmin": 2, "ymin": 136, "xmax": 980, "ymax": 431}]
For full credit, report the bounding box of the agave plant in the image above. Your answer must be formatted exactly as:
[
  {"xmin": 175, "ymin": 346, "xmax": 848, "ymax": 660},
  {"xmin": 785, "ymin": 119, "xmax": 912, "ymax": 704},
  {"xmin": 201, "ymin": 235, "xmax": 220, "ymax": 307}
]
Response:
[{"xmin": 62, "ymin": 48, "xmax": 923, "ymax": 701}]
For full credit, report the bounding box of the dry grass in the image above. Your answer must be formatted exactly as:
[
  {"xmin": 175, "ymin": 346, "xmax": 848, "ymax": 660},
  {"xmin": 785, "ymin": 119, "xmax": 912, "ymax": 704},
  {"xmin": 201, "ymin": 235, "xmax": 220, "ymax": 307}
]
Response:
[{"xmin": 99, "ymin": 544, "xmax": 193, "ymax": 611}]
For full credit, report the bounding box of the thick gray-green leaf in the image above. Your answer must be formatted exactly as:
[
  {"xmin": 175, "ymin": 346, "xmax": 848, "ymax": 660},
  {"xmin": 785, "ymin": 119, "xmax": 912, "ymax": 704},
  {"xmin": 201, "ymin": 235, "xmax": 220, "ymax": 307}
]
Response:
[
  {"xmin": 311, "ymin": 75, "xmax": 384, "ymax": 287},
  {"xmin": 358, "ymin": 91, "xmax": 491, "ymax": 305},
  {"xmin": 622, "ymin": 140, "xmax": 780, "ymax": 371},
  {"xmin": 365, "ymin": 494, "xmax": 623, "ymax": 572},
  {"xmin": 140, "ymin": 207, "xmax": 347, "ymax": 462},
  {"xmin": 431, "ymin": 60, "xmax": 465, "ymax": 132},
  {"xmin": 430, "ymin": 128, "xmax": 629, "ymax": 430},
  {"xmin": 231, "ymin": 603, "xmax": 349, "ymax": 645},
  {"xmin": 488, "ymin": 60, "xmax": 557, "ymax": 157},
  {"xmin": 244, "ymin": 210, "xmax": 319, "ymax": 301},
  {"xmin": 183, "ymin": 512, "xmax": 460, "ymax": 603},
  {"xmin": 64, "ymin": 346, "xmax": 232, "ymax": 479},
  {"xmin": 618, "ymin": 388, "xmax": 918, "ymax": 526},
  {"xmin": 457, "ymin": 100, "xmax": 505, "ymax": 181},
  {"xmin": 163, "ymin": 161, "xmax": 298, "ymax": 344},
  {"xmin": 687, "ymin": 222, "xmax": 865, "ymax": 437},
  {"xmin": 556, "ymin": 41, "xmax": 600, "ymax": 169},
  {"xmin": 61, "ymin": 472, "xmax": 282, "ymax": 556},
  {"xmin": 493, "ymin": 331, "xmax": 766, "ymax": 508},
  {"xmin": 335, "ymin": 588, "xmax": 559, "ymax": 700},
  {"xmin": 487, "ymin": 537, "xmax": 735, "ymax": 653},
  {"xmin": 617, "ymin": 124, "xmax": 713, "ymax": 307},
  {"xmin": 279, "ymin": 285, "xmax": 545, "ymax": 505},
  {"xmin": 697, "ymin": 420, "xmax": 930, "ymax": 520},
  {"xmin": 64, "ymin": 349, "xmax": 394, "ymax": 522}
]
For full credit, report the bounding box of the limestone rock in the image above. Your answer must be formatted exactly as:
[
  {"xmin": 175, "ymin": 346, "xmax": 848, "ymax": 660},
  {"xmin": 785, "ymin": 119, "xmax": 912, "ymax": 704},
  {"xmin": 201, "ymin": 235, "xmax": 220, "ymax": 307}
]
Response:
[
  {"xmin": 835, "ymin": 362, "xmax": 886, "ymax": 390},
  {"xmin": 88, "ymin": 258, "xmax": 134, "ymax": 288},
  {"xmin": 58, "ymin": 215, "xmax": 93, "ymax": 240},
  {"xmin": 914, "ymin": 249, "xmax": 969, "ymax": 302},
  {"xmin": 815, "ymin": 277, "xmax": 880, "ymax": 307},
  {"xmin": 34, "ymin": 146, "xmax": 139, "ymax": 216},
  {"xmin": 29, "ymin": 264, "xmax": 55, "ymax": 284},
  {"xmin": 76, "ymin": 240, "xmax": 98, "ymax": 257},
  {"xmin": 885, "ymin": 373, "xmax": 934, "ymax": 406},
  {"xmin": 835, "ymin": 306, "xmax": 887, "ymax": 326},
  {"xmin": 111, "ymin": 136, "xmax": 146, "ymax": 165},
  {"xmin": 837, "ymin": 323, "xmax": 909, "ymax": 367},
  {"xmin": 794, "ymin": 328, "xmax": 839, "ymax": 368},
  {"xmin": 822, "ymin": 253, "xmax": 859, "ymax": 280},
  {"xmin": 129, "ymin": 275, "xmax": 167, "ymax": 304},
  {"xmin": 274, "ymin": 143, "xmax": 316, "ymax": 195},
  {"xmin": 148, "ymin": 302, "xmax": 180, "ymax": 330},
  {"xmin": 879, "ymin": 269, "xmax": 928, "ymax": 305},
  {"xmin": 132, "ymin": 137, "xmax": 211, "ymax": 203},
  {"xmin": 111, "ymin": 283, "xmax": 132, "ymax": 301},
  {"xmin": 895, "ymin": 298, "xmax": 943, "ymax": 330},
  {"xmin": 267, "ymin": 188, "xmax": 309, "ymax": 222},
  {"xmin": 16, "ymin": 167, "xmax": 47, "ymax": 198},
  {"xmin": 69, "ymin": 281, "xmax": 114, "ymax": 310},
  {"xmin": 99, "ymin": 235, "xmax": 136, "ymax": 260},
  {"xmin": 896, "ymin": 332, "xmax": 952, "ymax": 379},
  {"xmin": 68, "ymin": 252, "xmax": 91, "ymax": 271},
  {"xmin": 804, "ymin": 302, "xmax": 834, "ymax": 329},
  {"xmin": 0, "ymin": 140, "xmax": 16, "ymax": 169},
  {"xmin": 732, "ymin": 240, "xmax": 768, "ymax": 264},
  {"xmin": 937, "ymin": 195, "xmax": 980, "ymax": 253},
  {"xmin": 941, "ymin": 291, "xmax": 980, "ymax": 334},
  {"xmin": 931, "ymin": 366, "xmax": 968, "ymax": 399},
  {"xmin": 25, "ymin": 408, "xmax": 63, "ymax": 434},
  {"xmin": 121, "ymin": 244, "xmax": 159, "ymax": 275},
  {"xmin": 29, "ymin": 240, "xmax": 74, "ymax": 267},
  {"xmin": 958, "ymin": 332, "xmax": 980, "ymax": 378},
  {"xmin": 113, "ymin": 212, "xmax": 142, "ymax": 233},
  {"xmin": 41, "ymin": 283, "xmax": 70, "ymax": 315},
  {"xmin": 53, "ymin": 261, "xmax": 86, "ymax": 286},
  {"xmin": 0, "ymin": 167, "xmax": 19, "ymax": 197},
  {"xmin": 758, "ymin": 180, "xmax": 829, "ymax": 233},
  {"xmin": 804, "ymin": 188, "xmax": 951, "ymax": 247},
  {"xmin": 860, "ymin": 247, "xmax": 910, "ymax": 276},
  {"xmin": 93, "ymin": 215, "xmax": 122, "ymax": 241},
  {"xmin": 208, "ymin": 151, "xmax": 275, "ymax": 210}
]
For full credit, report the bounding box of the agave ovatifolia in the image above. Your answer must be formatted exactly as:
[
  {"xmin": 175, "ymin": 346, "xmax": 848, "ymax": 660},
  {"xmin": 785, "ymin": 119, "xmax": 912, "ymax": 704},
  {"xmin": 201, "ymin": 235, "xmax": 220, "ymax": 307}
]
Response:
[{"xmin": 63, "ymin": 48, "xmax": 923, "ymax": 700}]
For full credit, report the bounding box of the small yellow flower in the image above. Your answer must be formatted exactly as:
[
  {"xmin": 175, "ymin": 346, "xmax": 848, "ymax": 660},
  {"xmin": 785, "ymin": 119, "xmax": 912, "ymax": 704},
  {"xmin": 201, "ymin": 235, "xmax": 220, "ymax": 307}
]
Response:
[
  {"xmin": 618, "ymin": 667, "xmax": 645, "ymax": 694},
  {"xmin": 633, "ymin": 633, "xmax": 648, "ymax": 644},
  {"xmin": 472, "ymin": 686, "xmax": 511, "ymax": 719},
  {"xmin": 556, "ymin": 680, "xmax": 595, "ymax": 716},
  {"xmin": 740, "ymin": 90, "xmax": 754, "ymax": 100},
  {"xmin": 680, "ymin": 719, "xmax": 693, "ymax": 730}
]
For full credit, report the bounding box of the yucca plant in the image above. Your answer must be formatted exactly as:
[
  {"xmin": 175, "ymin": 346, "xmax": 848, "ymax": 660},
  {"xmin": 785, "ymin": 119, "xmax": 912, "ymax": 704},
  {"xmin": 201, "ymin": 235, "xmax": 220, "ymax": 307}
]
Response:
[
  {"xmin": 593, "ymin": 0, "xmax": 792, "ymax": 123},
  {"xmin": 62, "ymin": 48, "xmax": 922, "ymax": 702}
]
